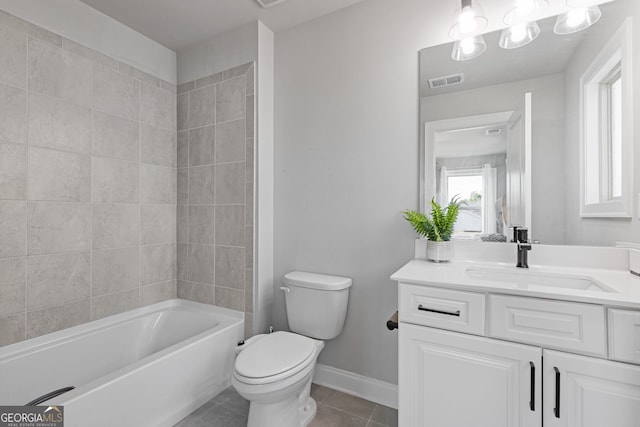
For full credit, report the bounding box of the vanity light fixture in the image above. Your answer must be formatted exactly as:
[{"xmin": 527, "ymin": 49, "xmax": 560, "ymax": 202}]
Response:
[
  {"xmin": 451, "ymin": 35, "xmax": 487, "ymax": 61},
  {"xmin": 554, "ymin": 0, "xmax": 602, "ymax": 35},
  {"xmin": 499, "ymin": 21, "xmax": 540, "ymax": 49},
  {"xmin": 449, "ymin": 0, "xmax": 488, "ymax": 40},
  {"xmin": 503, "ymin": 0, "xmax": 549, "ymax": 25}
]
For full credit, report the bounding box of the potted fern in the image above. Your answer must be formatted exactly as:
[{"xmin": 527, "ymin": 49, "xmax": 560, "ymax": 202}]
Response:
[{"xmin": 403, "ymin": 197, "xmax": 462, "ymax": 262}]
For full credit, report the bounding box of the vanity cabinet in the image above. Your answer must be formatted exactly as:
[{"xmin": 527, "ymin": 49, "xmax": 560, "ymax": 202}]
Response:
[{"xmin": 397, "ymin": 282, "xmax": 640, "ymax": 427}]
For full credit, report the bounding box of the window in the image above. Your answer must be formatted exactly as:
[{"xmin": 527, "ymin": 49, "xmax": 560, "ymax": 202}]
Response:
[
  {"xmin": 447, "ymin": 173, "xmax": 483, "ymax": 236},
  {"xmin": 580, "ymin": 18, "xmax": 633, "ymax": 217}
]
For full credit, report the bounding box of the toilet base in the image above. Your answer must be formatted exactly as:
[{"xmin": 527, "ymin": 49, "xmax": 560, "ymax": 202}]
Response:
[{"xmin": 300, "ymin": 396, "xmax": 317, "ymax": 427}]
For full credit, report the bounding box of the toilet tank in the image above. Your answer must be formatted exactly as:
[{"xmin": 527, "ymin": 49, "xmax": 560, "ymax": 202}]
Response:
[{"xmin": 282, "ymin": 271, "xmax": 352, "ymax": 340}]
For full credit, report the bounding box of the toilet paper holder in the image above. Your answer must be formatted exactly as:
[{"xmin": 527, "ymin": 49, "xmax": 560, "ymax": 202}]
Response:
[{"xmin": 386, "ymin": 311, "xmax": 398, "ymax": 331}]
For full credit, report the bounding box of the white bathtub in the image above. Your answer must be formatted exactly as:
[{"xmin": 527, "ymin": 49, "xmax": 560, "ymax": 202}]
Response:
[{"xmin": 0, "ymin": 299, "xmax": 243, "ymax": 427}]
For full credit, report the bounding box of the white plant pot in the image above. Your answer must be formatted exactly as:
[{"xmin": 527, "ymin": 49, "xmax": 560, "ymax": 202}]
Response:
[{"xmin": 426, "ymin": 240, "xmax": 453, "ymax": 263}]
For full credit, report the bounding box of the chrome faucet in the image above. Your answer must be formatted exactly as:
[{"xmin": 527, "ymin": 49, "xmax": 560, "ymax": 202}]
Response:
[{"xmin": 513, "ymin": 226, "xmax": 531, "ymax": 268}]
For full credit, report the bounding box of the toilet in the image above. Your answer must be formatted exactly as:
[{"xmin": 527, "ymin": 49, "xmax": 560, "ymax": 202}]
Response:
[{"xmin": 232, "ymin": 271, "xmax": 352, "ymax": 427}]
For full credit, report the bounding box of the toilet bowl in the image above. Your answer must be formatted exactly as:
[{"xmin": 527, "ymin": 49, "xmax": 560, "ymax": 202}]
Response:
[
  {"xmin": 232, "ymin": 332, "xmax": 325, "ymax": 427},
  {"xmin": 232, "ymin": 271, "xmax": 352, "ymax": 427}
]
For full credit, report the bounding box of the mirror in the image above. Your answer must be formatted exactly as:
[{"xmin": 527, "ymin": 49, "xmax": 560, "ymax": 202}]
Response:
[{"xmin": 419, "ymin": 0, "xmax": 637, "ymax": 246}]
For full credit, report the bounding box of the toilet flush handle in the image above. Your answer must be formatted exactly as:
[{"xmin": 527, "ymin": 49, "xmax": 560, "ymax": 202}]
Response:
[{"xmin": 280, "ymin": 286, "xmax": 290, "ymax": 293}]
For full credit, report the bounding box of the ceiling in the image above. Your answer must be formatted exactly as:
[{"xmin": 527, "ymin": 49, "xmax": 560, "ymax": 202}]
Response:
[
  {"xmin": 435, "ymin": 125, "xmax": 507, "ymax": 158},
  {"xmin": 80, "ymin": 0, "xmax": 367, "ymax": 51}
]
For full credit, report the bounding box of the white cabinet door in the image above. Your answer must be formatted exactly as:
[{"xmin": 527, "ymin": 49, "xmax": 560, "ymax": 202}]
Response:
[
  {"xmin": 543, "ymin": 349, "xmax": 640, "ymax": 427},
  {"xmin": 399, "ymin": 323, "xmax": 541, "ymax": 427}
]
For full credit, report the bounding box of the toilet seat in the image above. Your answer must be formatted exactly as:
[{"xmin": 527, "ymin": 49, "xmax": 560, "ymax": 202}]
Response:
[{"xmin": 234, "ymin": 332, "xmax": 317, "ymax": 386}]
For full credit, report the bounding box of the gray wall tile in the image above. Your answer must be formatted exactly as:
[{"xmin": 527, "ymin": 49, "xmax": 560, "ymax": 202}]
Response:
[
  {"xmin": 216, "ymin": 119, "xmax": 245, "ymax": 164},
  {"xmin": 0, "ymin": 83, "xmax": 26, "ymax": 145},
  {"xmin": 28, "ymin": 38, "xmax": 92, "ymax": 108},
  {"xmin": 141, "ymin": 124, "xmax": 176, "ymax": 167},
  {"xmin": 0, "ymin": 25, "xmax": 27, "ymax": 89},
  {"xmin": 28, "ymin": 93, "xmax": 92, "ymax": 154},
  {"xmin": 216, "ymin": 76, "xmax": 245, "ymax": 123},
  {"xmin": 177, "ymin": 243, "xmax": 188, "ymax": 280},
  {"xmin": 93, "ymin": 111, "xmax": 139, "ymax": 161},
  {"xmin": 195, "ymin": 72, "xmax": 221, "ymax": 89},
  {"xmin": 215, "ymin": 162, "xmax": 244, "ymax": 205},
  {"xmin": 140, "ymin": 280, "xmax": 176, "ymax": 305},
  {"xmin": 0, "ymin": 258, "xmax": 25, "ymax": 317},
  {"xmin": 141, "ymin": 204, "xmax": 176, "ymax": 244},
  {"xmin": 177, "ymin": 281, "xmax": 213, "ymax": 305},
  {"xmin": 187, "ymin": 244, "xmax": 214, "ymax": 285},
  {"xmin": 223, "ymin": 64, "xmax": 251, "ymax": 80},
  {"xmin": 119, "ymin": 61, "xmax": 162, "ymax": 88},
  {"xmin": 215, "ymin": 286, "xmax": 243, "ymax": 311},
  {"xmin": 92, "ymin": 247, "xmax": 139, "ymax": 296},
  {"xmin": 189, "ymin": 125, "xmax": 215, "ymax": 166},
  {"xmin": 189, "ymin": 206, "xmax": 215, "ymax": 244},
  {"xmin": 92, "ymin": 156, "xmax": 139, "ymax": 204},
  {"xmin": 141, "ymin": 164, "xmax": 177, "ymax": 205},
  {"xmin": 28, "ymin": 202, "xmax": 90, "ymax": 254},
  {"xmin": 28, "ymin": 147, "xmax": 90, "ymax": 202},
  {"xmin": 189, "ymin": 165, "xmax": 215, "ymax": 205},
  {"xmin": 246, "ymin": 95, "xmax": 254, "ymax": 139},
  {"xmin": 246, "ymin": 181, "xmax": 254, "ymax": 226},
  {"xmin": 26, "ymin": 299, "xmax": 89, "ymax": 338},
  {"xmin": 177, "ymin": 206, "xmax": 188, "ymax": 243},
  {"xmin": 61, "ymin": 37, "xmax": 118, "ymax": 70},
  {"xmin": 92, "ymin": 204, "xmax": 139, "ymax": 249},
  {"xmin": 189, "ymin": 85, "xmax": 216, "ymax": 128},
  {"xmin": 0, "ymin": 201, "xmax": 25, "ymax": 258},
  {"xmin": 141, "ymin": 83, "xmax": 176, "ymax": 131},
  {"xmin": 177, "ymin": 81, "xmax": 194, "ymax": 95},
  {"xmin": 215, "ymin": 205, "xmax": 244, "ymax": 246},
  {"xmin": 246, "ymin": 63, "xmax": 254, "ymax": 97},
  {"xmin": 91, "ymin": 289, "xmax": 139, "ymax": 320},
  {"xmin": 177, "ymin": 168, "xmax": 188, "ymax": 206},
  {"xmin": 177, "ymin": 131, "xmax": 188, "ymax": 167},
  {"xmin": 0, "ymin": 313, "xmax": 25, "ymax": 346},
  {"xmin": 245, "ymin": 269, "xmax": 253, "ymax": 312},
  {"xmin": 27, "ymin": 251, "xmax": 90, "ymax": 310},
  {"xmin": 177, "ymin": 92, "xmax": 188, "ymax": 131},
  {"xmin": 141, "ymin": 244, "xmax": 176, "ymax": 285},
  {"xmin": 245, "ymin": 226, "xmax": 254, "ymax": 268},
  {"xmin": 93, "ymin": 64, "xmax": 140, "ymax": 121},
  {"xmin": 0, "ymin": 142, "xmax": 26, "ymax": 200},
  {"xmin": 215, "ymin": 246, "xmax": 244, "ymax": 289}
]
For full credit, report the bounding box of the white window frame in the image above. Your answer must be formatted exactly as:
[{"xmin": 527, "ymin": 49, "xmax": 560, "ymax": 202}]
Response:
[{"xmin": 580, "ymin": 18, "xmax": 633, "ymax": 218}]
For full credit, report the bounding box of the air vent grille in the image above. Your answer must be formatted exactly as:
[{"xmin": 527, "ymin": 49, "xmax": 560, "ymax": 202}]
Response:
[
  {"xmin": 428, "ymin": 73, "xmax": 464, "ymax": 89},
  {"xmin": 255, "ymin": 0, "xmax": 288, "ymax": 8},
  {"xmin": 486, "ymin": 128, "xmax": 502, "ymax": 136}
]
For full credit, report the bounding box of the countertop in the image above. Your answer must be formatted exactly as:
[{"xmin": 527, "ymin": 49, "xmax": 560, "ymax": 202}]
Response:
[{"xmin": 391, "ymin": 259, "xmax": 640, "ymax": 309}]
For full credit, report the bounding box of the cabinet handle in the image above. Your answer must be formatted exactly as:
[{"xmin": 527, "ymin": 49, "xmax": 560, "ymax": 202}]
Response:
[
  {"xmin": 529, "ymin": 362, "xmax": 535, "ymax": 411},
  {"xmin": 417, "ymin": 305, "xmax": 461, "ymax": 316},
  {"xmin": 554, "ymin": 367, "xmax": 560, "ymax": 418}
]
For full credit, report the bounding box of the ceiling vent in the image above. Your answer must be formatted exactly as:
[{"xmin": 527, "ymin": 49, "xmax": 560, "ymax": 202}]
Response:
[
  {"xmin": 255, "ymin": 0, "xmax": 288, "ymax": 8},
  {"xmin": 428, "ymin": 73, "xmax": 464, "ymax": 89},
  {"xmin": 486, "ymin": 128, "xmax": 502, "ymax": 136}
]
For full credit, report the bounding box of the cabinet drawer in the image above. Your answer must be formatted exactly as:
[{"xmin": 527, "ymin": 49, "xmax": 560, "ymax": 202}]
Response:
[
  {"xmin": 609, "ymin": 309, "xmax": 640, "ymax": 364},
  {"xmin": 399, "ymin": 283, "xmax": 485, "ymax": 335},
  {"xmin": 490, "ymin": 295, "xmax": 606, "ymax": 356}
]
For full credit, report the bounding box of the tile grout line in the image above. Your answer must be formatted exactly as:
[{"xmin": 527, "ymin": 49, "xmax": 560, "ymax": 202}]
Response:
[{"xmin": 23, "ymin": 30, "xmax": 29, "ymax": 341}]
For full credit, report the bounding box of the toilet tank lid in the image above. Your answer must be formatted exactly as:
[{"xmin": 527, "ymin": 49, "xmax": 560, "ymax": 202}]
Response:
[{"xmin": 284, "ymin": 271, "xmax": 352, "ymax": 290}]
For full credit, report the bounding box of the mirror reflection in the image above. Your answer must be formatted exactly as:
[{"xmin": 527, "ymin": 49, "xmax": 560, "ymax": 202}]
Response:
[{"xmin": 419, "ymin": 0, "xmax": 637, "ymax": 246}]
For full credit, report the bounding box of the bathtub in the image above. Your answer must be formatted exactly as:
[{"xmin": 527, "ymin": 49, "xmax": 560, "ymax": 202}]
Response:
[{"xmin": 0, "ymin": 299, "xmax": 243, "ymax": 427}]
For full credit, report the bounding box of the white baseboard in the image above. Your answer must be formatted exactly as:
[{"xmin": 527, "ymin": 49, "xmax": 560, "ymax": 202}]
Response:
[{"xmin": 312, "ymin": 364, "xmax": 398, "ymax": 409}]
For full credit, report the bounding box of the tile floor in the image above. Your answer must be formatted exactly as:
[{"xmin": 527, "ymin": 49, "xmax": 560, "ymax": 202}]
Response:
[{"xmin": 174, "ymin": 384, "xmax": 398, "ymax": 427}]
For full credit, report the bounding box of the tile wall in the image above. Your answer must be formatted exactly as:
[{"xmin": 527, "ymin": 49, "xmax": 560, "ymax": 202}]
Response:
[
  {"xmin": 176, "ymin": 64, "xmax": 255, "ymax": 338},
  {"xmin": 0, "ymin": 10, "xmax": 177, "ymax": 345}
]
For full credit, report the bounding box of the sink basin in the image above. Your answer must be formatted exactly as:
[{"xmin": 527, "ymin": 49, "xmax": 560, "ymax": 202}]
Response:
[{"xmin": 465, "ymin": 266, "xmax": 614, "ymax": 292}]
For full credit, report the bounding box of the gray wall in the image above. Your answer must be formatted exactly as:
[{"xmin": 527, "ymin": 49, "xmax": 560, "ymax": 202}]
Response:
[
  {"xmin": 0, "ymin": 9, "xmax": 177, "ymax": 346},
  {"xmin": 175, "ymin": 64, "xmax": 256, "ymax": 339},
  {"xmin": 422, "ymin": 73, "xmax": 566, "ymax": 244}
]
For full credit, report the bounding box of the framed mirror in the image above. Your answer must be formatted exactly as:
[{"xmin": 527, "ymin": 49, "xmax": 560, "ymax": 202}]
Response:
[{"xmin": 419, "ymin": 0, "xmax": 637, "ymax": 246}]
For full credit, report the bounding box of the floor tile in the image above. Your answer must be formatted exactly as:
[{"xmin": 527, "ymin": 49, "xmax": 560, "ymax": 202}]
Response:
[
  {"xmin": 311, "ymin": 383, "xmax": 333, "ymax": 404},
  {"xmin": 308, "ymin": 404, "xmax": 369, "ymax": 427},
  {"xmin": 322, "ymin": 389, "xmax": 377, "ymax": 420},
  {"xmin": 371, "ymin": 405, "xmax": 398, "ymax": 427},
  {"xmin": 175, "ymin": 401, "xmax": 246, "ymax": 427},
  {"xmin": 211, "ymin": 386, "xmax": 250, "ymax": 417}
]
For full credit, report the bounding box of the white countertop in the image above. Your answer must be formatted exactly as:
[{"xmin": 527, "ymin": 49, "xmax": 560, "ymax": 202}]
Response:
[{"xmin": 391, "ymin": 259, "xmax": 640, "ymax": 309}]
